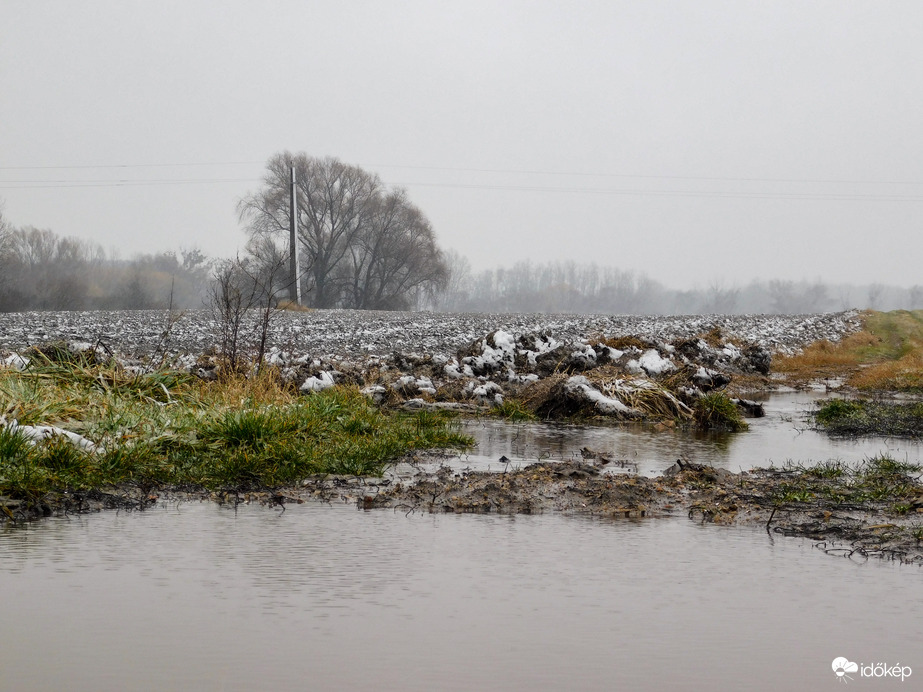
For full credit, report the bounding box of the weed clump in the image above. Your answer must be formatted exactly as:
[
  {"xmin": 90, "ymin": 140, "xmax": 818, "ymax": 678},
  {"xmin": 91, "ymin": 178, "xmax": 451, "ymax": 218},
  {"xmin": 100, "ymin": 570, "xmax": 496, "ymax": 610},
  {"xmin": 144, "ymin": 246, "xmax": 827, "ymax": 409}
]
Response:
[
  {"xmin": 693, "ymin": 393, "xmax": 748, "ymax": 432},
  {"xmin": 491, "ymin": 398, "xmax": 536, "ymax": 422},
  {"xmin": 815, "ymin": 399, "xmax": 923, "ymax": 438}
]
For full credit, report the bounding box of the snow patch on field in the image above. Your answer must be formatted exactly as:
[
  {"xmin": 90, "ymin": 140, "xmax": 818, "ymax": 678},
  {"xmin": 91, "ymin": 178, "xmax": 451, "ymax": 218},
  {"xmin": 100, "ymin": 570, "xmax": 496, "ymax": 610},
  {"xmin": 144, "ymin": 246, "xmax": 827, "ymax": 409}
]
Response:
[
  {"xmin": 564, "ymin": 376, "xmax": 634, "ymax": 415},
  {"xmin": 638, "ymin": 349, "xmax": 675, "ymax": 376},
  {"xmin": 301, "ymin": 371, "xmax": 336, "ymax": 392}
]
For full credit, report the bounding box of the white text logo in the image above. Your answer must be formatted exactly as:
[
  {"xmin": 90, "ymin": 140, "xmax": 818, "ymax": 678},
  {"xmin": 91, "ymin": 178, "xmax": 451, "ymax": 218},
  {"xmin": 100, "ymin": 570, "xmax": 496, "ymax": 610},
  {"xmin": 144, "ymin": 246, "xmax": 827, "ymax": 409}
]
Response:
[{"xmin": 832, "ymin": 658, "xmax": 912, "ymax": 683}]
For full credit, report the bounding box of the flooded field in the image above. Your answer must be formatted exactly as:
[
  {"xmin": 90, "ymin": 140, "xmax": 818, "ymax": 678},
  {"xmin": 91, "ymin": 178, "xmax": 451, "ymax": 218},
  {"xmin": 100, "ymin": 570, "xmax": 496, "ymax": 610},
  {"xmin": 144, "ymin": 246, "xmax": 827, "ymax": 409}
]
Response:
[
  {"xmin": 423, "ymin": 391, "xmax": 923, "ymax": 477},
  {"xmin": 1, "ymin": 391, "xmax": 921, "ymax": 690},
  {"xmin": 1, "ymin": 501, "xmax": 920, "ymax": 691}
]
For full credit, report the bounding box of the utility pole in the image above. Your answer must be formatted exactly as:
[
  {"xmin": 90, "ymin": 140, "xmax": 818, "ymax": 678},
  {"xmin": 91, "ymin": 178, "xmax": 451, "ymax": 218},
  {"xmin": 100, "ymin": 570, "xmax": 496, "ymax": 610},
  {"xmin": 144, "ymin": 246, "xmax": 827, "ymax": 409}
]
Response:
[{"xmin": 289, "ymin": 165, "xmax": 301, "ymax": 304}]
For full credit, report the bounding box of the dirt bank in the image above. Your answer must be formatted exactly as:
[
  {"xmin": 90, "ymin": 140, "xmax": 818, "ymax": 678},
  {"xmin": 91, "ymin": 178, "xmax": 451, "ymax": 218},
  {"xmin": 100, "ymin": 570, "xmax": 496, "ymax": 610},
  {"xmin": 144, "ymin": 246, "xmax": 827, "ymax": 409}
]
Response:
[
  {"xmin": 5, "ymin": 454, "xmax": 921, "ymax": 564},
  {"xmin": 352, "ymin": 457, "xmax": 923, "ymax": 564}
]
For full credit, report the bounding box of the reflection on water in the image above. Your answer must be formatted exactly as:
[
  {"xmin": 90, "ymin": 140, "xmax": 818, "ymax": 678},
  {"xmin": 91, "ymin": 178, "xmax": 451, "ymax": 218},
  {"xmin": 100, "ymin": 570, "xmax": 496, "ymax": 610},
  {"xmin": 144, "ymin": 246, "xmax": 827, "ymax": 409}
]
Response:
[
  {"xmin": 0, "ymin": 502, "xmax": 921, "ymax": 691},
  {"xmin": 456, "ymin": 391, "xmax": 923, "ymax": 476}
]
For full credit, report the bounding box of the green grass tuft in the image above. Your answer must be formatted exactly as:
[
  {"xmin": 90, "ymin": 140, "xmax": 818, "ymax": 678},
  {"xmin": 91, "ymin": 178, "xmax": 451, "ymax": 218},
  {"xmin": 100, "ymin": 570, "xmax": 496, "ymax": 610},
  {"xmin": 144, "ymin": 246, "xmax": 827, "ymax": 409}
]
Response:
[
  {"xmin": 693, "ymin": 393, "xmax": 748, "ymax": 432},
  {"xmin": 491, "ymin": 398, "xmax": 537, "ymax": 422},
  {"xmin": 815, "ymin": 399, "xmax": 923, "ymax": 437},
  {"xmin": 773, "ymin": 454, "xmax": 921, "ymax": 507}
]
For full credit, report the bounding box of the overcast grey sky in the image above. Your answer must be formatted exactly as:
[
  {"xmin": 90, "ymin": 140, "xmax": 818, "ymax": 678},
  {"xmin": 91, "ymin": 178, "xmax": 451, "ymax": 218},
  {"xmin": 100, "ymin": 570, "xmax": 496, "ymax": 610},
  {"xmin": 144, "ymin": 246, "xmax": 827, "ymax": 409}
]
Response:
[{"xmin": 2, "ymin": 1, "xmax": 921, "ymax": 289}]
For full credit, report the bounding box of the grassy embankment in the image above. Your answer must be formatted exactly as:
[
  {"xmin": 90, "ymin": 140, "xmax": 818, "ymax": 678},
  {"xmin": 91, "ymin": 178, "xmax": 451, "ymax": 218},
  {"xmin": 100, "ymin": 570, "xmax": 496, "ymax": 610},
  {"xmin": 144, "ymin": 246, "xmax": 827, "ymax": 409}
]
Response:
[
  {"xmin": 0, "ymin": 353, "xmax": 471, "ymax": 505},
  {"xmin": 775, "ymin": 309, "xmax": 923, "ymax": 391},
  {"xmin": 773, "ymin": 310, "xmax": 923, "ymax": 437}
]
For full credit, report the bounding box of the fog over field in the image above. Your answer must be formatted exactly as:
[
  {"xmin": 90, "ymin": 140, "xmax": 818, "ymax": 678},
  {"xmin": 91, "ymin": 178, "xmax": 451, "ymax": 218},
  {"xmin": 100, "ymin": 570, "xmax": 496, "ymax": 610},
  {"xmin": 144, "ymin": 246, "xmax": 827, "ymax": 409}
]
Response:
[{"xmin": 2, "ymin": 2, "xmax": 922, "ymax": 305}]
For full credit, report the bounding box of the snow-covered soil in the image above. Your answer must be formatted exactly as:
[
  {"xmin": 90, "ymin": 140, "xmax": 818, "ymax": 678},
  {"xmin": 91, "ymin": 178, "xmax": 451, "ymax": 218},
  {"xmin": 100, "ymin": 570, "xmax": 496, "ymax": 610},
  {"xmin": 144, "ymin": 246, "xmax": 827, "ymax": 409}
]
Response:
[
  {"xmin": 0, "ymin": 309, "xmax": 863, "ymax": 420},
  {"xmin": 0, "ymin": 309, "xmax": 862, "ymax": 359}
]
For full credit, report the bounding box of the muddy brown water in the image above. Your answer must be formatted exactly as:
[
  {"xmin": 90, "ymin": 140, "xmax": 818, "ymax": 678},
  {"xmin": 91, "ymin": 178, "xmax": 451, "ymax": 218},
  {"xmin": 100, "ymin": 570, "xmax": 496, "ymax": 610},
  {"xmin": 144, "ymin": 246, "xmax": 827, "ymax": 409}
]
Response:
[{"xmin": 1, "ymin": 391, "xmax": 921, "ymax": 691}]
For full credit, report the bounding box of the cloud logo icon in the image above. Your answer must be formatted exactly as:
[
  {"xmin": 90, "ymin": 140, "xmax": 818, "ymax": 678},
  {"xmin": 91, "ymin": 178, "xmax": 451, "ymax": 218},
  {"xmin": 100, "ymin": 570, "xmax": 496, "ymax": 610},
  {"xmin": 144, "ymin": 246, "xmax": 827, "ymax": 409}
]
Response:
[{"xmin": 832, "ymin": 657, "xmax": 859, "ymax": 682}]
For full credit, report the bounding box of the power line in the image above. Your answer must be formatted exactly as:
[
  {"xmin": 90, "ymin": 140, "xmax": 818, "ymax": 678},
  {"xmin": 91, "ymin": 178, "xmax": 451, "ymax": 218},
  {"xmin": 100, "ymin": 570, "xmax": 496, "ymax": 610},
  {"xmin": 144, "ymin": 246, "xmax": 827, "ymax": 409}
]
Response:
[
  {"xmin": 4, "ymin": 176, "xmax": 923, "ymax": 202},
  {"xmin": 0, "ymin": 178, "xmax": 262, "ymax": 189},
  {"xmin": 383, "ymin": 180, "xmax": 923, "ymax": 203},
  {"xmin": 0, "ymin": 161, "xmax": 263, "ymax": 171},
  {"xmin": 371, "ymin": 163, "xmax": 923, "ymax": 187},
  {"xmin": 2, "ymin": 158, "xmax": 922, "ymax": 186}
]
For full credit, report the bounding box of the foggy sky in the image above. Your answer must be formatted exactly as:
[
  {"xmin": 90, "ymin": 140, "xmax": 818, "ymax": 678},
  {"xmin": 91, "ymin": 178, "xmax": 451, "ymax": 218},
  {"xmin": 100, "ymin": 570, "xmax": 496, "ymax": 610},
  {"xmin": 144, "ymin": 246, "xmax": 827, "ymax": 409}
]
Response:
[{"xmin": 2, "ymin": 1, "xmax": 921, "ymax": 290}]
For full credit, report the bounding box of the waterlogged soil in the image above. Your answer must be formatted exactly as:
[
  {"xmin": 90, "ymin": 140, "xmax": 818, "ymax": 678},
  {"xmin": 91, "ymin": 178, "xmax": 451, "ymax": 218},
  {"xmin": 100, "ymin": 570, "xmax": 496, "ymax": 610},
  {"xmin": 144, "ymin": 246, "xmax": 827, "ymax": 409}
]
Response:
[
  {"xmin": 356, "ymin": 459, "xmax": 923, "ymax": 564},
  {"xmin": 7, "ymin": 457, "xmax": 922, "ymax": 564}
]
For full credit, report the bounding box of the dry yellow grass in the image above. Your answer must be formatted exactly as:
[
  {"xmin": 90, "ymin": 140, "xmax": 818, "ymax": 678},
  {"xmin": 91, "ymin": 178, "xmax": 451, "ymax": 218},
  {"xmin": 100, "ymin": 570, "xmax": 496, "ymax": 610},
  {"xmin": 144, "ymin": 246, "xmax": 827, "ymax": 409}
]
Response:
[
  {"xmin": 205, "ymin": 367, "xmax": 298, "ymax": 407},
  {"xmin": 774, "ymin": 310, "xmax": 923, "ymax": 391},
  {"xmin": 850, "ymin": 352, "xmax": 923, "ymax": 391}
]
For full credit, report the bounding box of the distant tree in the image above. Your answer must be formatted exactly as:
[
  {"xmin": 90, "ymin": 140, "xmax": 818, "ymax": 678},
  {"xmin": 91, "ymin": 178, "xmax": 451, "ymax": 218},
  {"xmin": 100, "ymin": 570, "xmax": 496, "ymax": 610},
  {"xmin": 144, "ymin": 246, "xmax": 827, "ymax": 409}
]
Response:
[
  {"xmin": 867, "ymin": 283, "xmax": 885, "ymax": 310},
  {"xmin": 238, "ymin": 153, "xmax": 448, "ymax": 310},
  {"xmin": 3, "ymin": 227, "xmax": 95, "ymax": 309},
  {"xmin": 702, "ymin": 279, "xmax": 740, "ymax": 314},
  {"xmin": 0, "ymin": 203, "xmax": 13, "ymax": 302},
  {"xmin": 801, "ymin": 280, "xmax": 831, "ymax": 313},
  {"xmin": 768, "ymin": 280, "xmax": 796, "ymax": 314},
  {"xmin": 438, "ymin": 250, "xmax": 473, "ymax": 311},
  {"xmin": 910, "ymin": 285, "xmax": 923, "ymax": 309},
  {"xmin": 0, "ymin": 214, "xmax": 215, "ymax": 312}
]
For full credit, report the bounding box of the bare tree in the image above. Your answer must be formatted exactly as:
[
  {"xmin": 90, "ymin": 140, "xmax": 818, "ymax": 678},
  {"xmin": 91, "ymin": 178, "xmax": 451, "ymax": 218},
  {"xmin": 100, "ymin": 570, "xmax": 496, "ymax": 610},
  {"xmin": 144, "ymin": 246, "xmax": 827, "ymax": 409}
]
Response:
[
  {"xmin": 344, "ymin": 189, "xmax": 449, "ymax": 309},
  {"xmin": 207, "ymin": 242, "xmax": 292, "ymax": 373},
  {"xmin": 209, "ymin": 258, "xmax": 259, "ymax": 368}
]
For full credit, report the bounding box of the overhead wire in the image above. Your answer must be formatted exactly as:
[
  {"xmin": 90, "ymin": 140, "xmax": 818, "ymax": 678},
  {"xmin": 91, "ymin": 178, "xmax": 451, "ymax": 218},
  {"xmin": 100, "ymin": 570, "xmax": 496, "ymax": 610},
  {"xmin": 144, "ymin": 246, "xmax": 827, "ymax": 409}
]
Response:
[
  {"xmin": 2, "ymin": 160, "xmax": 923, "ymax": 202},
  {"xmin": 3, "ymin": 159, "xmax": 923, "ymax": 186}
]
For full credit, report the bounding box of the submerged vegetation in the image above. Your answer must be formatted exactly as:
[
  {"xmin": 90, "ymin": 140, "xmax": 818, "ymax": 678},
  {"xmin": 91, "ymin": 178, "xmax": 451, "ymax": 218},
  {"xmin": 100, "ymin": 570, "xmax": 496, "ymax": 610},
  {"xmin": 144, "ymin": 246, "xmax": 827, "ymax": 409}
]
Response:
[
  {"xmin": 0, "ymin": 358, "xmax": 471, "ymax": 506},
  {"xmin": 814, "ymin": 399, "xmax": 923, "ymax": 438},
  {"xmin": 775, "ymin": 309, "xmax": 923, "ymax": 391}
]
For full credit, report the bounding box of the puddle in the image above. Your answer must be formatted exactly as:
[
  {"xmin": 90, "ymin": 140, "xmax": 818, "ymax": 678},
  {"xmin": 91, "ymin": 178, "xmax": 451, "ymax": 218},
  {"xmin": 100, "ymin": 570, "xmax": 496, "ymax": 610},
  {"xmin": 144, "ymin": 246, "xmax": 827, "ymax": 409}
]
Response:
[{"xmin": 0, "ymin": 502, "xmax": 920, "ymax": 691}]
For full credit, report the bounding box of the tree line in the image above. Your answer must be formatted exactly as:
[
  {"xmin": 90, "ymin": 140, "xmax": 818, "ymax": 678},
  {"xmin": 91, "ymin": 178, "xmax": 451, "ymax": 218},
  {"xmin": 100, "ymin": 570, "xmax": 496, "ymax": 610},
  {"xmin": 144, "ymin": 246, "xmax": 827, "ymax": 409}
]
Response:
[
  {"xmin": 0, "ymin": 205, "xmax": 212, "ymax": 311},
  {"xmin": 4, "ymin": 151, "xmax": 922, "ymax": 316},
  {"xmin": 436, "ymin": 255, "xmax": 923, "ymax": 315}
]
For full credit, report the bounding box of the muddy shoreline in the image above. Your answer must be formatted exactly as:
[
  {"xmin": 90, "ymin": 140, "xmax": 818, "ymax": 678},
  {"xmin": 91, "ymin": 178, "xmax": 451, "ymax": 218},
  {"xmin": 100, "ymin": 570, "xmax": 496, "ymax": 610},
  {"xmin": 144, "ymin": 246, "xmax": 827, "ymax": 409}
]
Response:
[{"xmin": 5, "ymin": 456, "xmax": 921, "ymax": 564}]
